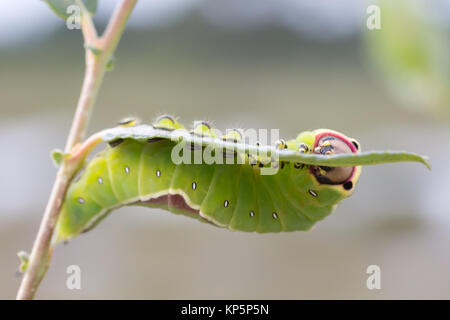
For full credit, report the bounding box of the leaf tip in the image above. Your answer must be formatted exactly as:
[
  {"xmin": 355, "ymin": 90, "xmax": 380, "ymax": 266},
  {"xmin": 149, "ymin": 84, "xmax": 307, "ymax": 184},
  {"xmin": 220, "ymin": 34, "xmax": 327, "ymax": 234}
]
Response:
[{"xmin": 422, "ymin": 156, "xmax": 432, "ymax": 170}]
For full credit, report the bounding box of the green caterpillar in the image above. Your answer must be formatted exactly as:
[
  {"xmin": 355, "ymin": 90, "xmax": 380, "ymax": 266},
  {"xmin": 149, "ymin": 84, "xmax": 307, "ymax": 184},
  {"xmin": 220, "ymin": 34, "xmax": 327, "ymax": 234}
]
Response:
[{"xmin": 53, "ymin": 116, "xmax": 430, "ymax": 244}]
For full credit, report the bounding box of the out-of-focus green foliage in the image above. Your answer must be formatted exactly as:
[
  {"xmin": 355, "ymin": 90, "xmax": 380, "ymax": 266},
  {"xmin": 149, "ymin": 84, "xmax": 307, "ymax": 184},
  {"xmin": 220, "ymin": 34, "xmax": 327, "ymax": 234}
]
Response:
[
  {"xmin": 366, "ymin": 0, "xmax": 450, "ymax": 117},
  {"xmin": 44, "ymin": 0, "xmax": 97, "ymax": 19}
]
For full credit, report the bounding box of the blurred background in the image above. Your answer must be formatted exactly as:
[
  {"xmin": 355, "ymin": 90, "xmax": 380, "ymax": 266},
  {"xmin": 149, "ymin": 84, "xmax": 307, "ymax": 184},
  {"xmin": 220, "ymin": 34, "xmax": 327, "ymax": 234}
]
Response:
[{"xmin": 1, "ymin": 0, "xmax": 449, "ymax": 299}]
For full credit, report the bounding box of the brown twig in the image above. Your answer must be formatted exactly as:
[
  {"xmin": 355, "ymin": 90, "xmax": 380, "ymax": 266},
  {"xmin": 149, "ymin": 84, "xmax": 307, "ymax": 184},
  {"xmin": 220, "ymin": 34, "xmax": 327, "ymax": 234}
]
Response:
[{"xmin": 16, "ymin": 0, "xmax": 137, "ymax": 300}]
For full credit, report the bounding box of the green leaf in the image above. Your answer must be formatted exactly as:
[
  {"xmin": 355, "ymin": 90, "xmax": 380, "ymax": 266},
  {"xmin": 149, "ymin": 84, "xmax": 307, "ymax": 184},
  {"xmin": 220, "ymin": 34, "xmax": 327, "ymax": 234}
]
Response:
[
  {"xmin": 17, "ymin": 251, "xmax": 30, "ymax": 273},
  {"xmin": 278, "ymin": 150, "xmax": 431, "ymax": 170},
  {"xmin": 51, "ymin": 149, "xmax": 65, "ymax": 167},
  {"xmin": 44, "ymin": 0, "xmax": 98, "ymax": 19},
  {"xmin": 100, "ymin": 125, "xmax": 432, "ymax": 170},
  {"xmin": 366, "ymin": 0, "xmax": 450, "ymax": 115}
]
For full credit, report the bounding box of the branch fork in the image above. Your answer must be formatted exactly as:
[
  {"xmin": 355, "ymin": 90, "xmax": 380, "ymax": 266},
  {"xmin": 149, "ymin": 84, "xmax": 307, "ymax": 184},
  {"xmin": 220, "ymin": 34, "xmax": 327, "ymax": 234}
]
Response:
[{"xmin": 16, "ymin": 0, "xmax": 138, "ymax": 300}]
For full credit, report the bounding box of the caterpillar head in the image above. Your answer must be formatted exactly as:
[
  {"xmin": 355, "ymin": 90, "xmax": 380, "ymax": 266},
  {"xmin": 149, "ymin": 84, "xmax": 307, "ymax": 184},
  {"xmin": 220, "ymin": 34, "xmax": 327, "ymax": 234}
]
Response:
[{"xmin": 310, "ymin": 130, "xmax": 361, "ymax": 191}]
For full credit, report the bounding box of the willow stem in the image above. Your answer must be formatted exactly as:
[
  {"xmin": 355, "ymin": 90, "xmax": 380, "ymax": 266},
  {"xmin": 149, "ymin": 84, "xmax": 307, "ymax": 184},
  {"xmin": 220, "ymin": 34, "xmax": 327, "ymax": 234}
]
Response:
[{"xmin": 16, "ymin": 0, "xmax": 138, "ymax": 300}]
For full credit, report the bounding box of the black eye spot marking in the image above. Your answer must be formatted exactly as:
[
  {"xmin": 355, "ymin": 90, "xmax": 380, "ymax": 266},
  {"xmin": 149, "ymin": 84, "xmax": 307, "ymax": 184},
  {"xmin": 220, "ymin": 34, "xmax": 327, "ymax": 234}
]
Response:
[
  {"xmin": 352, "ymin": 140, "xmax": 359, "ymax": 150},
  {"xmin": 108, "ymin": 138, "xmax": 124, "ymax": 147},
  {"xmin": 343, "ymin": 181, "xmax": 353, "ymax": 190},
  {"xmin": 299, "ymin": 144, "xmax": 309, "ymax": 153},
  {"xmin": 308, "ymin": 190, "xmax": 318, "ymax": 197},
  {"xmin": 258, "ymin": 162, "xmax": 264, "ymax": 168},
  {"xmin": 294, "ymin": 162, "xmax": 304, "ymax": 169}
]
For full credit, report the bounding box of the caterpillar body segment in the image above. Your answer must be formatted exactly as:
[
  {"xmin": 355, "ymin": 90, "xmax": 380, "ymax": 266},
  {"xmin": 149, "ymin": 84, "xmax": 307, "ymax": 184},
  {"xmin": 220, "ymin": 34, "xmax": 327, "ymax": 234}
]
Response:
[{"xmin": 54, "ymin": 116, "xmax": 430, "ymax": 244}]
